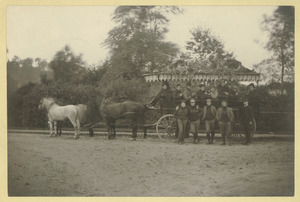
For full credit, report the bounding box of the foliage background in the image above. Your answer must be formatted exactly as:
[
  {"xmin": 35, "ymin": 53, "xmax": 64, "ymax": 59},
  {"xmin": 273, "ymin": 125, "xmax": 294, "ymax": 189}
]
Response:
[{"xmin": 7, "ymin": 6, "xmax": 294, "ymax": 133}]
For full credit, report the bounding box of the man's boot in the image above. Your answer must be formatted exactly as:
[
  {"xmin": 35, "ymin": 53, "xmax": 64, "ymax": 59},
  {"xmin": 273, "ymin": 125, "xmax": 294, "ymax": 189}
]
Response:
[
  {"xmin": 206, "ymin": 133, "xmax": 211, "ymax": 144},
  {"xmin": 193, "ymin": 133, "xmax": 199, "ymax": 144},
  {"xmin": 175, "ymin": 123, "xmax": 179, "ymax": 139},
  {"xmin": 89, "ymin": 128, "xmax": 94, "ymax": 137},
  {"xmin": 244, "ymin": 134, "xmax": 250, "ymax": 145},
  {"xmin": 210, "ymin": 132, "xmax": 215, "ymax": 144},
  {"xmin": 222, "ymin": 134, "xmax": 226, "ymax": 145},
  {"xmin": 228, "ymin": 134, "xmax": 232, "ymax": 146},
  {"xmin": 185, "ymin": 122, "xmax": 190, "ymax": 138}
]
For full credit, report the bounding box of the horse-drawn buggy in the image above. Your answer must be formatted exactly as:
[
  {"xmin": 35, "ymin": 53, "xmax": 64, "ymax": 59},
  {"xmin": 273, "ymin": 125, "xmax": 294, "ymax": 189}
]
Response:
[
  {"xmin": 39, "ymin": 68, "xmax": 260, "ymax": 142},
  {"xmin": 143, "ymin": 70, "xmax": 261, "ymax": 142}
]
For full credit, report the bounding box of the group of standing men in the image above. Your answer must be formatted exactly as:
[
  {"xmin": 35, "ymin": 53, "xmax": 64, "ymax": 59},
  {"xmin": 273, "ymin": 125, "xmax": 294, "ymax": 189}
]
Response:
[{"xmin": 150, "ymin": 80, "xmax": 256, "ymax": 146}]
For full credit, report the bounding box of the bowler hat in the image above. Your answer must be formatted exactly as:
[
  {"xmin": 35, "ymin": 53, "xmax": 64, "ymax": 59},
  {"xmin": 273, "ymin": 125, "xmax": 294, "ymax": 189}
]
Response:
[
  {"xmin": 221, "ymin": 98, "xmax": 228, "ymax": 103},
  {"xmin": 180, "ymin": 99, "xmax": 186, "ymax": 104},
  {"xmin": 249, "ymin": 83, "xmax": 255, "ymax": 88},
  {"xmin": 242, "ymin": 97, "xmax": 249, "ymax": 102}
]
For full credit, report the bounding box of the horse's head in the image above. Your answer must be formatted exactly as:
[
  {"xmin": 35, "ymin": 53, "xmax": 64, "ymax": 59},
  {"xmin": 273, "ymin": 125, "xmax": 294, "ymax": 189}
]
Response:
[
  {"xmin": 38, "ymin": 97, "xmax": 55, "ymax": 110},
  {"xmin": 99, "ymin": 96, "xmax": 108, "ymax": 111},
  {"xmin": 145, "ymin": 104, "xmax": 157, "ymax": 110}
]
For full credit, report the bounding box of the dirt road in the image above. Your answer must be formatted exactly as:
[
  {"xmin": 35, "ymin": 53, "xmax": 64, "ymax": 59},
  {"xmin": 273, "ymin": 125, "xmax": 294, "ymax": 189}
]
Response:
[{"xmin": 8, "ymin": 132, "xmax": 294, "ymax": 196}]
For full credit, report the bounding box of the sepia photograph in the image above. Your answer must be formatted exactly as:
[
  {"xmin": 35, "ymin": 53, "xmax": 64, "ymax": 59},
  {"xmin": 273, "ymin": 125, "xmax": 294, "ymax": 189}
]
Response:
[{"xmin": 5, "ymin": 5, "xmax": 295, "ymax": 197}]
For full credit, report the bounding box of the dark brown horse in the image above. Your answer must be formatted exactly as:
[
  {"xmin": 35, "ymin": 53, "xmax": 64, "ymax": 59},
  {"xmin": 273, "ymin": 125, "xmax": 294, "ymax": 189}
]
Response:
[{"xmin": 100, "ymin": 101, "xmax": 153, "ymax": 140}]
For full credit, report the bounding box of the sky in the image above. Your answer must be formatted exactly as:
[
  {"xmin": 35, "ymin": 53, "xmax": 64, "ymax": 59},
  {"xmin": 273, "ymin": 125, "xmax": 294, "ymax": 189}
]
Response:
[{"xmin": 7, "ymin": 6, "xmax": 277, "ymax": 69}]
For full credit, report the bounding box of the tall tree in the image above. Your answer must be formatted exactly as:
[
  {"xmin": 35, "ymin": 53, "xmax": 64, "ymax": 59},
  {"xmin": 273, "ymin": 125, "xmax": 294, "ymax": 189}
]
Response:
[
  {"xmin": 185, "ymin": 26, "xmax": 243, "ymax": 74},
  {"xmin": 261, "ymin": 6, "xmax": 294, "ymax": 84},
  {"xmin": 103, "ymin": 6, "xmax": 182, "ymax": 76},
  {"xmin": 49, "ymin": 45, "xmax": 86, "ymax": 83},
  {"xmin": 7, "ymin": 56, "xmax": 49, "ymax": 95}
]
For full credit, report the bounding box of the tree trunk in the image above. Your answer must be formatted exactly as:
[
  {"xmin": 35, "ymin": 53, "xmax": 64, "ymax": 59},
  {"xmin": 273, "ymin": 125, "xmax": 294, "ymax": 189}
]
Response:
[{"xmin": 280, "ymin": 48, "xmax": 285, "ymax": 94}]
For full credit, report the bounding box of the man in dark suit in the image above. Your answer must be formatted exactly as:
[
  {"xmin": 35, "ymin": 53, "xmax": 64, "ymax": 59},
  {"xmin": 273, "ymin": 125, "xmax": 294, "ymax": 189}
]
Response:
[
  {"xmin": 196, "ymin": 84, "xmax": 207, "ymax": 107},
  {"xmin": 188, "ymin": 98, "xmax": 201, "ymax": 144},
  {"xmin": 217, "ymin": 79, "xmax": 230, "ymax": 100},
  {"xmin": 239, "ymin": 98, "xmax": 255, "ymax": 145},
  {"xmin": 173, "ymin": 84, "xmax": 184, "ymax": 106},
  {"xmin": 150, "ymin": 81, "xmax": 173, "ymax": 115}
]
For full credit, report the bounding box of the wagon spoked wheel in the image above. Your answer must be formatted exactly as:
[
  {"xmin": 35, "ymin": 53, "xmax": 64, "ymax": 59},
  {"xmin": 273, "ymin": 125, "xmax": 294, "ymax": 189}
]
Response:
[
  {"xmin": 231, "ymin": 123, "xmax": 243, "ymax": 138},
  {"xmin": 156, "ymin": 114, "xmax": 176, "ymax": 141}
]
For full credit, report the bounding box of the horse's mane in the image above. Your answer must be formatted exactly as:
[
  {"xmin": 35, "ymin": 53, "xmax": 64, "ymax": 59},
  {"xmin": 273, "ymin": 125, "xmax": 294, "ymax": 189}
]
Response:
[
  {"xmin": 43, "ymin": 97, "xmax": 56, "ymax": 106},
  {"xmin": 46, "ymin": 97, "xmax": 55, "ymax": 102}
]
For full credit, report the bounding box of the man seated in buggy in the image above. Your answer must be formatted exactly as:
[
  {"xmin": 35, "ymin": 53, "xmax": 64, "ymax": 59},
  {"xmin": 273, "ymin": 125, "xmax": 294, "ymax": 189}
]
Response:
[
  {"xmin": 217, "ymin": 79, "xmax": 231, "ymax": 100},
  {"xmin": 195, "ymin": 83, "xmax": 208, "ymax": 107},
  {"xmin": 149, "ymin": 81, "xmax": 173, "ymax": 115}
]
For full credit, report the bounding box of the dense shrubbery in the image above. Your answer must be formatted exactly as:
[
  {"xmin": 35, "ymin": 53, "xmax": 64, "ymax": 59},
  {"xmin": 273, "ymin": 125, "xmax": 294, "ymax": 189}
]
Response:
[
  {"xmin": 251, "ymin": 82, "xmax": 294, "ymax": 133},
  {"xmin": 7, "ymin": 72, "xmax": 294, "ymax": 134},
  {"xmin": 7, "ymin": 76, "xmax": 151, "ymax": 128}
]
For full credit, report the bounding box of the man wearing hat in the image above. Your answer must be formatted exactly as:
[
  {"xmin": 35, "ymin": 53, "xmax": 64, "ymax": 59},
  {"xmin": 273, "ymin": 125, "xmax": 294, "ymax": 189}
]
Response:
[
  {"xmin": 217, "ymin": 79, "xmax": 230, "ymax": 100},
  {"xmin": 173, "ymin": 84, "xmax": 184, "ymax": 139},
  {"xmin": 150, "ymin": 81, "xmax": 173, "ymax": 115},
  {"xmin": 196, "ymin": 84, "xmax": 207, "ymax": 107},
  {"xmin": 216, "ymin": 99, "xmax": 234, "ymax": 145},
  {"xmin": 247, "ymin": 83, "xmax": 260, "ymax": 127},
  {"xmin": 183, "ymin": 81, "xmax": 193, "ymax": 103},
  {"xmin": 173, "ymin": 84, "xmax": 184, "ymax": 106},
  {"xmin": 174, "ymin": 100, "xmax": 190, "ymax": 145},
  {"xmin": 239, "ymin": 98, "xmax": 254, "ymax": 145},
  {"xmin": 248, "ymin": 83, "xmax": 256, "ymax": 104},
  {"xmin": 183, "ymin": 81, "xmax": 194, "ymax": 138},
  {"xmin": 202, "ymin": 98, "xmax": 217, "ymax": 144}
]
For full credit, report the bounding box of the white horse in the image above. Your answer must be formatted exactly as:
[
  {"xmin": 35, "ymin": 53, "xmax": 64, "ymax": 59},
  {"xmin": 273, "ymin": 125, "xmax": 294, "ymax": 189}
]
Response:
[
  {"xmin": 38, "ymin": 97, "xmax": 81, "ymax": 139},
  {"xmin": 56, "ymin": 104, "xmax": 90, "ymax": 136}
]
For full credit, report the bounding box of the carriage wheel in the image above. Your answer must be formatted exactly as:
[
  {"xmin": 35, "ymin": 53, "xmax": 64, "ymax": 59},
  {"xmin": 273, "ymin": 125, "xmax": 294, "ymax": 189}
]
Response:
[
  {"xmin": 250, "ymin": 118, "xmax": 256, "ymax": 137},
  {"xmin": 231, "ymin": 123, "xmax": 243, "ymax": 138},
  {"xmin": 156, "ymin": 114, "xmax": 176, "ymax": 141}
]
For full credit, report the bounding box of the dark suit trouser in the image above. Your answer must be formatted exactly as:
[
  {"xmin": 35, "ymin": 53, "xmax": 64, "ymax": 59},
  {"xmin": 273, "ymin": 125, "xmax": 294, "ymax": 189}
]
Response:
[
  {"xmin": 205, "ymin": 120, "xmax": 215, "ymax": 143},
  {"xmin": 219, "ymin": 121, "xmax": 231, "ymax": 144},
  {"xmin": 242, "ymin": 122, "xmax": 252, "ymax": 143},
  {"xmin": 177, "ymin": 119, "xmax": 187, "ymax": 143},
  {"xmin": 185, "ymin": 121, "xmax": 190, "ymax": 138}
]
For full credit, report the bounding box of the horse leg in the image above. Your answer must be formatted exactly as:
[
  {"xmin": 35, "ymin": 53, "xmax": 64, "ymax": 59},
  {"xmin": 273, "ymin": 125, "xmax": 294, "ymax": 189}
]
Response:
[
  {"xmin": 54, "ymin": 121, "xmax": 57, "ymax": 136},
  {"xmin": 57, "ymin": 121, "xmax": 62, "ymax": 136},
  {"xmin": 48, "ymin": 121, "xmax": 53, "ymax": 137},
  {"xmin": 131, "ymin": 122, "xmax": 138, "ymax": 140},
  {"xmin": 112, "ymin": 120, "xmax": 116, "ymax": 138},
  {"xmin": 141, "ymin": 117, "xmax": 147, "ymax": 139},
  {"xmin": 77, "ymin": 121, "xmax": 81, "ymax": 139},
  {"xmin": 112, "ymin": 125, "xmax": 116, "ymax": 138},
  {"xmin": 107, "ymin": 125, "xmax": 113, "ymax": 139},
  {"xmin": 75, "ymin": 119, "xmax": 81, "ymax": 139},
  {"xmin": 108, "ymin": 119, "xmax": 116, "ymax": 139},
  {"xmin": 143, "ymin": 126, "xmax": 147, "ymax": 139},
  {"xmin": 89, "ymin": 128, "xmax": 94, "ymax": 137},
  {"xmin": 106, "ymin": 120, "xmax": 112, "ymax": 139},
  {"xmin": 70, "ymin": 118, "xmax": 80, "ymax": 139}
]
